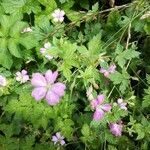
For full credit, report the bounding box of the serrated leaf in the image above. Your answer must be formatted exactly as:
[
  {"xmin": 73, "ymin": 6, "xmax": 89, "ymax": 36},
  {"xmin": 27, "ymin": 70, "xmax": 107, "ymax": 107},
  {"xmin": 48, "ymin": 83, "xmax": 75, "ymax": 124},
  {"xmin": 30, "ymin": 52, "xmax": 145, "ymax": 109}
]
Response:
[
  {"xmin": 8, "ymin": 38, "xmax": 22, "ymax": 58},
  {"xmin": 109, "ymin": 70, "xmax": 130, "ymax": 94}
]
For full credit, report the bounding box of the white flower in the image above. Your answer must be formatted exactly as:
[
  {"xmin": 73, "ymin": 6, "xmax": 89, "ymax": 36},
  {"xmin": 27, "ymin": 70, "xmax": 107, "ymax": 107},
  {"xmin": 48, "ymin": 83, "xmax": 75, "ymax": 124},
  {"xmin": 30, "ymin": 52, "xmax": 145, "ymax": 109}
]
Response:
[
  {"xmin": 21, "ymin": 27, "xmax": 32, "ymax": 33},
  {"xmin": 16, "ymin": 70, "xmax": 29, "ymax": 84},
  {"xmin": 52, "ymin": 9, "xmax": 65, "ymax": 23},
  {"xmin": 0, "ymin": 75, "xmax": 7, "ymax": 87},
  {"xmin": 40, "ymin": 42, "xmax": 53, "ymax": 60}
]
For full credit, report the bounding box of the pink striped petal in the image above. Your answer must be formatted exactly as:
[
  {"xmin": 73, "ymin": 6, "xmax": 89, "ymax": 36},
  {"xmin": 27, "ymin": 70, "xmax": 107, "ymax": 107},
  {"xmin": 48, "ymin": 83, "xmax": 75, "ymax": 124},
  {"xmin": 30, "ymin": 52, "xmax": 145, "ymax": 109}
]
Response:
[
  {"xmin": 93, "ymin": 109, "xmax": 104, "ymax": 121},
  {"xmin": 46, "ymin": 90, "xmax": 60, "ymax": 105},
  {"xmin": 90, "ymin": 99, "xmax": 98, "ymax": 109},
  {"xmin": 101, "ymin": 104, "xmax": 111, "ymax": 112},
  {"xmin": 97, "ymin": 94, "xmax": 105, "ymax": 105},
  {"xmin": 31, "ymin": 73, "xmax": 47, "ymax": 87},
  {"xmin": 45, "ymin": 70, "xmax": 58, "ymax": 84},
  {"xmin": 32, "ymin": 87, "xmax": 47, "ymax": 101},
  {"xmin": 51, "ymin": 82, "xmax": 66, "ymax": 97}
]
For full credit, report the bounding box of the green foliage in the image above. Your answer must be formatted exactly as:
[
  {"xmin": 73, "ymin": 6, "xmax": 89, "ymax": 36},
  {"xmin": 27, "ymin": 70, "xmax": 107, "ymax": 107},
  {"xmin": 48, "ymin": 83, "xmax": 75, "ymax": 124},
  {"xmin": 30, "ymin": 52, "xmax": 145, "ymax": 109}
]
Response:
[{"xmin": 0, "ymin": 0, "xmax": 150, "ymax": 149}]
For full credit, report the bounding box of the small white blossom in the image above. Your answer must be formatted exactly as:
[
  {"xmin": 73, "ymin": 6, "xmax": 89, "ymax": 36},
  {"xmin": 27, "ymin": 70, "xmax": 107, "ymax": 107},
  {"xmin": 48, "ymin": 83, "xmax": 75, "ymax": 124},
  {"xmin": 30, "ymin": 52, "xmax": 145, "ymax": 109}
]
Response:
[
  {"xmin": 40, "ymin": 42, "xmax": 53, "ymax": 60},
  {"xmin": 21, "ymin": 27, "xmax": 32, "ymax": 33},
  {"xmin": 16, "ymin": 70, "xmax": 29, "ymax": 84},
  {"xmin": 0, "ymin": 75, "xmax": 7, "ymax": 87},
  {"xmin": 52, "ymin": 9, "xmax": 65, "ymax": 23}
]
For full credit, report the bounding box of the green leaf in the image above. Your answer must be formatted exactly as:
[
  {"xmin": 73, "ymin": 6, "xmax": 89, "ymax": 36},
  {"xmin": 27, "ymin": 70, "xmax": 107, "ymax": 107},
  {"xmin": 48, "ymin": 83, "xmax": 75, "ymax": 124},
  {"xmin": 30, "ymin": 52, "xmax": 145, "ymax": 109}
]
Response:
[
  {"xmin": 19, "ymin": 35, "xmax": 37, "ymax": 49},
  {"xmin": 2, "ymin": 0, "xmax": 25, "ymax": 14},
  {"xmin": 0, "ymin": 38, "xmax": 13, "ymax": 69},
  {"xmin": 109, "ymin": 70, "xmax": 130, "ymax": 94},
  {"xmin": 81, "ymin": 124, "xmax": 90, "ymax": 137},
  {"xmin": 115, "ymin": 44, "xmax": 140, "ymax": 68},
  {"xmin": 8, "ymin": 38, "xmax": 22, "ymax": 58}
]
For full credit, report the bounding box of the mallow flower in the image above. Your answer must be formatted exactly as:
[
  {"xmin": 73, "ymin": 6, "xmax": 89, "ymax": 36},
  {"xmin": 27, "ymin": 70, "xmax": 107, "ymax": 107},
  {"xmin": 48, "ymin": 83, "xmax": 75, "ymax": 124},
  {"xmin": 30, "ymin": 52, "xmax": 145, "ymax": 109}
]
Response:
[
  {"xmin": 52, "ymin": 132, "xmax": 65, "ymax": 145},
  {"xmin": 117, "ymin": 98, "xmax": 127, "ymax": 110},
  {"xmin": 100, "ymin": 64, "xmax": 116, "ymax": 77},
  {"xmin": 90, "ymin": 94, "xmax": 111, "ymax": 121},
  {"xmin": 16, "ymin": 70, "xmax": 29, "ymax": 84},
  {"xmin": 109, "ymin": 121, "xmax": 123, "ymax": 137},
  {"xmin": 52, "ymin": 9, "xmax": 65, "ymax": 22},
  {"xmin": 0, "ymin": 75, "xmax": 7, "ymax": 87},
  {"xmin": 40, "ymin": 42, "xmax": 53, "ymax": 60},
  {"xmin": 31, "ymin": 70, "xmax": 66, "ymax": 105}
]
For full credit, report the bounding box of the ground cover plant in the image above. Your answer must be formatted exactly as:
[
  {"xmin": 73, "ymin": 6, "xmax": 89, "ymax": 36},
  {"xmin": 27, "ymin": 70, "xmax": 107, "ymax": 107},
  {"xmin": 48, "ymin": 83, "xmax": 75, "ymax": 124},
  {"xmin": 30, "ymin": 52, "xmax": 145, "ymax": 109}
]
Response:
[{"xmin": 0, "ymin": 0, "xmax": 150, "ymax": 149}]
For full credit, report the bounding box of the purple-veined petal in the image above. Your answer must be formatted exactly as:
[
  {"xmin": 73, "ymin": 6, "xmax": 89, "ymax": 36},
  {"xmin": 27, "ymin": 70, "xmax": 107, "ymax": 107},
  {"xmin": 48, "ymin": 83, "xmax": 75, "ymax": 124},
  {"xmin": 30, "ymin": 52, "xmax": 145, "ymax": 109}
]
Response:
[
  {"xmin": 46, "ymin": 90, "xmax": 60, "ymax": 105},
  {"xmin": 56, "ymin": 132, "xmax": 61, "ymax": 139},
  {"xmin": 93, "ymin": 109, "xmax": 104, "ymax": 121},
  {"xmin": 108, "ymin": 64, "xmax": 116, "ymax": 73},
  {"xmin": 52, "ymin": 135, "xmax": 58, "ymax": 142},
  {"xmin": 101, "ymin": 104, "xmax": 112, "ymax": 112},
  {"xmin": 31, "ymin": 73, "xmax": 47, "ymax": 87},
  {"xmin": 100, "ymin": 67, "xmax": 107, "ymax": 73},
  {"xmin": 90, "ymin": 99, "xmax": 98, "ymax": 109},
  {"xmin": 45, "ymin": 70, "xmax": 58, "ymax": 84},
  {"xmin": 60, "ymin": 140, "xmax": 65, "ymax": 145},
  {"xmin": 31, "ymin": 87, "xmax": 47, "ymax": 101},
  {"xmin": 97, "ymin": 94, "xmax": 105, "ymax": 105},
  {"xmin": 21, "ymin": 70, "xmax": 27, "ymax": 75},
  {"xmin": 109, "ymin": 123, "xmax": 123, "ymax": 136},
  {"xmin": 51, "ymin": 82, "xmax": 66, "ymax": 97},
  {"xmin": 104, "ymin": 71, "xmax": 110, "ymax": 77},
  {"xmin": 40, "ymin": 48, "xmax": 46, "ymax": 54}
]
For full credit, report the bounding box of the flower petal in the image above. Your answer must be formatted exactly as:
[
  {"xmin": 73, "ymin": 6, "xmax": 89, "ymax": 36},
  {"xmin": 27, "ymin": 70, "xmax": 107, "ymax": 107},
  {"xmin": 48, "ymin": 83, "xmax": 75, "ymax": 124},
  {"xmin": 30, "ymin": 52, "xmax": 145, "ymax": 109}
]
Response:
[
  {"xmin": 56, "ymin": 132, "xmax": 61, "ymax": 139},
  {"xmin": 60, "ymin": 140, "xmax": 65, "ymax": 145},
  {"xmin": 46, "ymin": 90, "xmax": 60, "ymax": 105},
  {"xmin": 97, "ymin": 94, "xmax": 104, "ymax": 105},
  {"xmin": 44, "ymin": 42, "xmax": 51, "ymax": 49},
  {"xmin": 101, "ymin": 104, "xmax": 111, "ymax": 112},
  {"xmin": 45, "ymin": 70, "xmax": 58, "ymax": 84},
  {"xmin": 93, "ymin": 109, "xmax": 104, "ymax": 121},
  {"xmin": 31, "ymin": 73, "xmax": 47, "ymax": 87},
  {"xmin": 117, "ymin": 98, "xmax": 123, "ymax": 104},
  {"xmin": 32, "ymin": 87, "xmax": 47, "ymax": 101},
  {"xmin": 90, "ymin": 99, "xmax": 98, "ymax": 109},
  {"xmin": 51, "ymin": 82, "xmax": 66, "ymax": 97},
  {"xmin": 52, "ymin": 136, "xmax": 58, "ymax": 142}
]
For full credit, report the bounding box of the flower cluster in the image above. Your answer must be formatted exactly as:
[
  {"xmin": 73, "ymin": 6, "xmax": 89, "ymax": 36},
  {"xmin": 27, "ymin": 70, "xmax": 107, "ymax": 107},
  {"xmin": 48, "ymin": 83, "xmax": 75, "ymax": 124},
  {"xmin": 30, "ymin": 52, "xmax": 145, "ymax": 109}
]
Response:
[
  {"xmin": 52, "ymin": 9, "xmax": 65, "ymax": 23},
  {"xmin": 90, "ymin": 94, "xmax": 111, "ymax": 121},
  {"xmin": 100, "ymin": 64, "xmax": 116, "ymax": 77},
  {"xmin": 31, "ymin": 70, "xmax": 66, "ymax": 105},
  {"xmin": 40, "ymin": 42, "xmax": 53, "ymax": 60},
  {"xmin": 52, "ymin": 132, "xmax": 65, "ymax": 145},
  {"xmin": 0, "ymin": 75, "xmax": 7, "ymax": 87},
  {"xmin": 109, "ymin": 121, "xmax": 123, "ymax": 137},
  {"xmin": 15, "ymin": 70, "xmax": 29, "ymax": 84}
]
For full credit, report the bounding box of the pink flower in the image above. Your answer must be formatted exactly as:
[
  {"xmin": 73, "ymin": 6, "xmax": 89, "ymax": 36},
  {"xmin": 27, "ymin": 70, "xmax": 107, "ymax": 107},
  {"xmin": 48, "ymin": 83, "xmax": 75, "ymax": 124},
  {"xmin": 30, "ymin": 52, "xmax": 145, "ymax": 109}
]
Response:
[
  {"xmin": 91, "ymin": 94, "xmax": 111, "ymax": 121},
  {"xmin": 100, "ymin": 64, "xmax": 116, "ymax": 77},
  {"xmin": 117, "ymin": 98, "xmax": 127, "ymax": 110},
  {"xmin": 52, "ymin": 132, "xmax": 65, "ymax": 145},
  {"xmin": 52, "ymin": 9, "xmax": 65, "ymax": 23},
  {"xmin": 16, "ymin": 70, "xmax": 29, "ymax": 84},
  {"xmin": 109, "ymin": 121, "xmax": 123, "ymax": 136},
  {"xmin": 31, "ymin": 70, "xmax": 66, "ymax": 105},
  {"xmin": 0, "ymin": 75, "xmax": 7, "ymax": 87}
]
